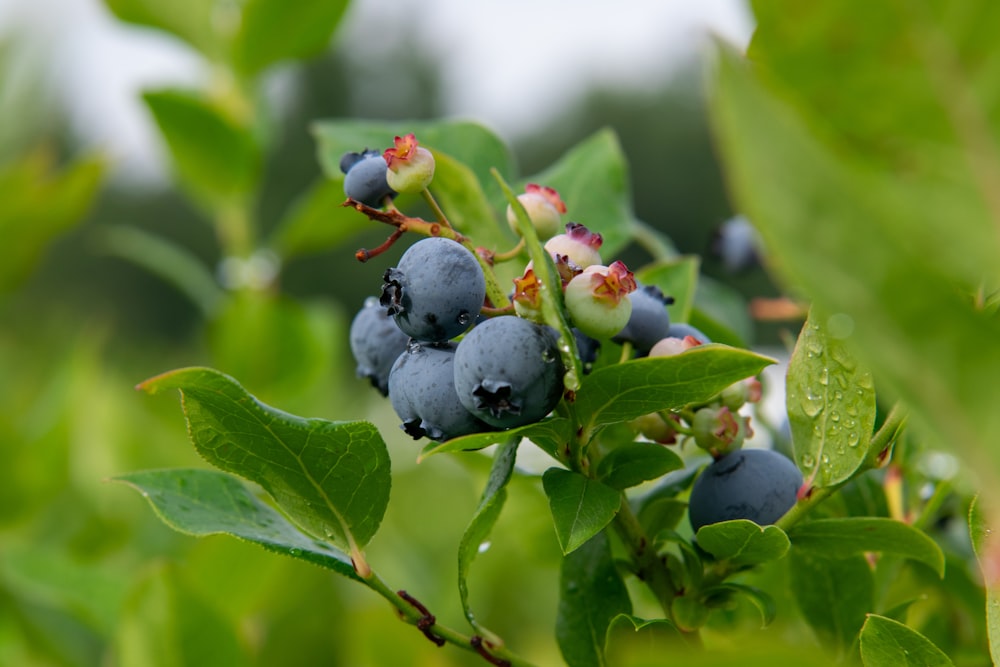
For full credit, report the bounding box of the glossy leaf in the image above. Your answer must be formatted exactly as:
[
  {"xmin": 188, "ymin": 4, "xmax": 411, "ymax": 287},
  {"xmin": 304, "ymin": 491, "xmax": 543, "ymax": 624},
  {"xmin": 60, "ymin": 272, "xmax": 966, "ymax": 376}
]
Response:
[
  {"xmin": 786, "ymin": 309, "xmax": 876, "ymax": 486},
  {"xmin": 969, "ymin": 495, "xmax": 1000, "ymax": 665},
  {"xmin": 116, "ymin": 563, "xmax": 249, "ymax": 667},
  {"xmin": 711, "ymin": 43, "xmax": 1000, "ymax": 491},
  {"xmin": 114, "ymin": 468, "xmax": 362, "ymax": 581},
  {"xmin": 457, "ymin": 440, "xmax": 518, "ymax": 641},
  {"xmin": 789, "ymin": 517, "xmax": 945, "ymax": 578},
  {"xmin": 556, "ymin": 531, "xmax": 631, "ymax": 667},
  {"xmin": 596, "ymin": 442, "xmax": 684, "ymax": 490},
  {"xmin": 431, "ymin": 150, "xmax": 510, "ymax": 251},
  {"xmin": 143, "ymin": 89, "xmax": 260, "ymax": 208},
  {"xmin": 523, "ymin": 128, "xmax": 634, "ymax": 256},
  {"xmin": 635, "ymin": 256, "xmax": 700, "ymax": 325},
  {"xmin": 542, "ymin": 468, "xmax": 621, "ymax": 555},
  {"xmin": 232, "ymin": 0, "xmax": 349, "ymax": 75},
  {"xmin": 636, "ymin": 497, "xmax": 688, "ymax": 538},
  {"xmin": 0, "ymin": 151, "xmax": 104, "ymax": 292},
  {"xmin": 574, "ymin": 345, "xmax": 775, "ymax": 434},
  {"xmin": 418, "ymin": 417, "xmax": 571, "ymax": 461},
  {"xmin": 859, "ymin": 614, "xmax": 954, "ymax": 667},
  {"xmin": 695, "ymin": 520, "xmax": 790, "ymax": 566},
  {"xmin": 790, "ymin": 551, "xmax": 873, "ymax": 655},
  {"xmin": 137, "ymin": 367, "xmax": 391, "ymax": 553}
]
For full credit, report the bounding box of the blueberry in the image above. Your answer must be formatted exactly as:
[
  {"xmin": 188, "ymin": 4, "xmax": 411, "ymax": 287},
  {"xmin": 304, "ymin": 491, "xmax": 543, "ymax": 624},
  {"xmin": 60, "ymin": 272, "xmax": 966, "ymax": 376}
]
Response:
[
  {"xmin": 688, "ymin": 449, "xmax": 802, "ymax": 532},
  {"xmin": 388, "ymin": 341, "xmax": 491, "ymax": 442},
  {"xmin": 380, "ymin": 237, "xmax": 486, "ymax": 342},
  {"xmin": 349, "ymin": 296, "xmax": 412, "ymax": 395},
  {"xmin": 666, "ymin": 323, "xmax": 712, "ymax": 345},
  {"xmin": 453, "ymin": 316, "xmax": 564, "ymax": 429},
  {"xmin": 341, "ymin": 149, "xmax": 396, "ymax": 208},
  {"xmin": 711, "ymin": 215, "xmax": 761, "ymax": 273},
  {"xmin": 612, "ymin": 284, "xmax": 674, "ymax": 355}
]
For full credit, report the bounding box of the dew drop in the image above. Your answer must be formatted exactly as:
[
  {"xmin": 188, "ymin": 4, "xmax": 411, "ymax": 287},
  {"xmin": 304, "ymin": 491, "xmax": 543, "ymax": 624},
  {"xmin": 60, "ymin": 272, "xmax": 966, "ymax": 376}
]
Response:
[
  {"xmin": 845, "ymin": 404, "xmax": 858, "ymax": 417},
  {"xmin": 821, "ymin": 454, "xmax": 831, "ymax": 465},
  {"xmin": 834, "ymin": 391, "xmax": 843, "ymax": 401},
  {"xmin": 846, "ymin": 419, "xmax": 857, "ymax": 429},
  {"xmin": 818, "ymin": 368, "xmax": 829, "ymax": 385},
  {"xmin": 478, "ymin": 541, "xmax": 492, "ymax": 554},
  {"xmin": 805, "ymin": 341, "xmax": 823, "ymax": 356},
  {"xmin": 847, "ymin": 431, "xmax": 860, "ymax": 448},
  {"xmin": 836, "ymin": 445, "xmax": 845, "ymax": 455},
  {"xmin": 801, "ymin": 454, "xmax": 816, "ymax": 469},
  {"xmin": 858, "ymin": 372, "xmax": 874, "ymax": 389},
  {"xmin": 830, "ymin": 411, "xmax": 840, "ymax": 422},
  {"xmin": 830, "ymin": 344, "xmax": 857, "ymax": 371},
  {"xmin": 456, "ymin": 312, "xmax": 472, "ymax": 326},
  {"xmin": 289, "ymin": 548, "xmax": 302, "ymax": 556}
]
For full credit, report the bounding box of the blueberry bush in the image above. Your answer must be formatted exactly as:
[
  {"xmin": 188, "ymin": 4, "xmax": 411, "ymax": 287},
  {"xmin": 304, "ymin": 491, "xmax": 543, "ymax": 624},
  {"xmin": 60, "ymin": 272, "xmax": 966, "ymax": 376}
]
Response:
[{"xmin": 5, "ymin": 0, "xmax": 1000, "ymax": 665}]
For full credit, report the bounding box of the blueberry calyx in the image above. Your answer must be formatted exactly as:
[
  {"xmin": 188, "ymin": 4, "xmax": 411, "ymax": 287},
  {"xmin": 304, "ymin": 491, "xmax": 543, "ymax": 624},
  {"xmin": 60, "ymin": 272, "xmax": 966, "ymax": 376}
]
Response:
[{"xmin": 472, "ymin": 380, "xmax": 522, "ymax": 419}]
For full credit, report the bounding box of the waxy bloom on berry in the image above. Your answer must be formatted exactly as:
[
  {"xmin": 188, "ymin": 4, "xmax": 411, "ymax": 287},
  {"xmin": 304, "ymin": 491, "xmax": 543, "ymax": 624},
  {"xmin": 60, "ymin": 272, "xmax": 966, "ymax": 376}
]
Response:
[
  {"xmin": 507, "ymin": 183, "xmax": 567, "ymax": 240},
  {"xmin": 564, "ymin": 261, "xmax": 637, "ymax": 339},
  {"xmin": 383, "ymin": 133, "xmax": 435, "ymax": 194}
]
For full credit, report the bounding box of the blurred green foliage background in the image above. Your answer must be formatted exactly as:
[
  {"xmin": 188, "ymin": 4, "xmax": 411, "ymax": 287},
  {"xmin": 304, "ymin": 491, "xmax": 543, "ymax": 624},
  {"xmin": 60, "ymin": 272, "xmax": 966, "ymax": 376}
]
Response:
[{"xmin": 0, "ymin": 2, "xmax": 769, "ymax": 665}]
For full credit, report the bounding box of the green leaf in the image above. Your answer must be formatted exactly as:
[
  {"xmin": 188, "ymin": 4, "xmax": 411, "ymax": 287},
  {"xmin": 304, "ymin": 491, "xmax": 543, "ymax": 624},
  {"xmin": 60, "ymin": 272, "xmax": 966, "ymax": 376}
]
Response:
[
  {"xmin": 786, "ymin": 308, "xmax": 877, "ymax": 486},
  {"xmin": 635, "ymin": 256, "xmax": 700, "ymax": 325},
  {"xmin": 143, "ymin": 89, "xmax": 260, "ymax": 209},
  {"xmin": 496, "ymin": 170, "xmax": 584, "ymax": 390},
  {"xmin": 418, "ymin": 417, "xmax": 571, "ymax": 461},
  {"xmin": 116, "ymin": 563, "xmax": 249, "ymax": 667},
  {"xmin": 542, "ymin": 468, "xmax": 622, "ymax": 555},
  {"xmin": 267, "ymin": 177, "xmax": 370, "ymax": 260},
  {"xmin": 0, "ymin": 151, "xmax": 104, "ymax": 292},
  {"xmin": 104, "ymin": 0, "xmax": 223, "ymax": 61},
  {"xmin": 524, "ymin": 128, "xmax": 634, "ymax": 257},
  {"xmin": 695, "ymin": 520, "xmax": 790, "ymax": 566},
  {"xmin": 138, "ymin": 367, "xmax": 391, "ymax": 553},
  {"xmin": 96, "ymin": 225, "xmax": 223, "ymax": 316},
  {"xmin": 969, "ymin": 495, "xmax": 1000, "ymax": 665},
  {"xmin": 596, "ymin": 442, "xmax": 684, "ymax": 490},
  {"xmin": 692, "ymin": 274, "xmax": 752, "ymax": 347},
  {"xmin": 789, "ymin": 518, "xmax": 945, "ymax": 578},
  {"xmin": 457, "ymin": 440, "xmax": 518, "ymax": 641},
  {"xmin": 637, "ymin": 497, "xmax": 688, "ymax": 537},
  {"xmin": 431, "ymin": 150, "xmax": 510, "ymax": 252},
  {"xmin": 859, "ymin": 614, "xmax": 954, "ymax": 667},
  {"xmin": 604, "ymin": 614, "xmax": 687, "ymax": 664},
  {"xmin": 711, "ymin": 44, "xmax": 1000, "ymax": 490},
  {"xmin": 703, "ymin": 583, "xmax": 777, "ymax": 628},
  {"xmin": 232, "ymin": 0, "xmax": 349, "ymax": 76},
  {"xmin": 790, "ymin": 550, "xmax": 873, "ymax": 655},
  {"xmin": 574, "ymin": 344, "xmax": 775, "ymax": 434},
  {"xmin": 114, "ymin": 468, "xmax": 362, "ymax": 581},
  {"xmin": 0, "ymin": 544, "xmax": 128, "ymax": 635},
  {"xmin": 556, "ymin": 531, "xmax": 631, "ymax": 667}
]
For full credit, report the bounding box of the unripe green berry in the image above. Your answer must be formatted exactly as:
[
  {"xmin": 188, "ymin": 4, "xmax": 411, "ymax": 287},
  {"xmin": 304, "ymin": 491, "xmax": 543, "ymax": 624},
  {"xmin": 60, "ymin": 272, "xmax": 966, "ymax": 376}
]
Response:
[
  {"xmin": 507, "ymin": 184, "xmax": 566, "ymax": 240},
  {"xmin": 384, "ymin": 133, "xmax": 435, "ymax": 193},
  {"xmin": 564, "ymin": 262, "xmax": 636, "ymax": 339}
]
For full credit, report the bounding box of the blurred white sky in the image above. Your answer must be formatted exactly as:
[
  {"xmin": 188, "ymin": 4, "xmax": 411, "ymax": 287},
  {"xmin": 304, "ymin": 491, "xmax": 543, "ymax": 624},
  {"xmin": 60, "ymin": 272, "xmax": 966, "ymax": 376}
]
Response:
[{"xmin": 0, "ymin": 0, "xmax": 753, "ymax": 183}]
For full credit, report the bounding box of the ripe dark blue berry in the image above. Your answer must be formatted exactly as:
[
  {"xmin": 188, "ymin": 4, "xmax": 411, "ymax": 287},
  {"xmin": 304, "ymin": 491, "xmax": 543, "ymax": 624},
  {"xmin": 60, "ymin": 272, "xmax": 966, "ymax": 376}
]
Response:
[
  {"xmin": 349, "ymin": 297, "xmax": 411, "ymax": 396},
  {"xmin": 380, "ymin": 237, "xmax": 486, "ymax": 343},
  {"xmin": 388, "ymin": 341, "xmax": 490, "ymax": 442},
  {"xmin": 612, "ymin": 284, "xmax": 673, "ymax": 355},
  {"xmin": 711, "ymin": 215, "xmax": 760, "ymax": 273},
  {"xmin": 453, "ymin": 316, "xmax": 564, "ymax": 429},
  {"xmin": 688, "ymin": 448, "xmax": 802, "ymax": 532},
  {"xmin": 341, "ymin": 149, "xmax": 396, "ymax": 208}
]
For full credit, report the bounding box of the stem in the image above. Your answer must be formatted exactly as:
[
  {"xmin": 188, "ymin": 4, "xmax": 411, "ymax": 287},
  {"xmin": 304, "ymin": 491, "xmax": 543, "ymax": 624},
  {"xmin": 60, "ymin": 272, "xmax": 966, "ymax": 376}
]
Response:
[
  {"xmin": 421, "ymin": 187, "xmax": 453, "ymax": 229},
  {"xmin": 492, "ymin": 239, "xmax": 526, "ymax": 263},
  {"xmin": 363, "ymin": 571, "xmax": 537, "ymax": 666}
]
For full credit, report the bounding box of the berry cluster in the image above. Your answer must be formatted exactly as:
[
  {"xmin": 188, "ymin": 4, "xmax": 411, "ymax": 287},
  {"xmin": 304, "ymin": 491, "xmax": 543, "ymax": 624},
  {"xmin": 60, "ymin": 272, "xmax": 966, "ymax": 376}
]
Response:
[{"xmin": 343, "ymin": 133, "xmax": 798, "ymax": 531}]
